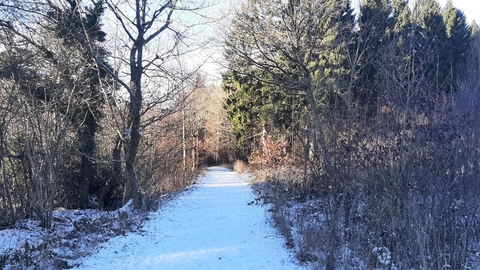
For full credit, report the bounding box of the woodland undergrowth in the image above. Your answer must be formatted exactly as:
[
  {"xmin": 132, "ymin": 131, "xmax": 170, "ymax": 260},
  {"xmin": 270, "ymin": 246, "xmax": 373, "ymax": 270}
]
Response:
[{"xmin": 248, "ymin": 109, "xmax": 480, "ymax": 269}]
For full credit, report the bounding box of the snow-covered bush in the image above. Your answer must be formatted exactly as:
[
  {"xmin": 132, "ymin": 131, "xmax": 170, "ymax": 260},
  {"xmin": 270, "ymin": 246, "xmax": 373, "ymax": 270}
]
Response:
[{"xmin": 372, "ymin": 246, "xmax": 391, "ymax": 266}]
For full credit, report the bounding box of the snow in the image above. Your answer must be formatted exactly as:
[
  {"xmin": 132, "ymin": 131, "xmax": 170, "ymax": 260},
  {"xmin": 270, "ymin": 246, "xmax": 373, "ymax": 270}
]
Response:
[
  {"xmin": 0, "ymin": 201, "xmax": 149, "ymax": 269},
  {"xmin": 71, "ymin": 167, "xmax": 302, "ymax": 270},
  {"xmin": 372, "ymin": 246, "xmax": 391, "ymax": 266}
]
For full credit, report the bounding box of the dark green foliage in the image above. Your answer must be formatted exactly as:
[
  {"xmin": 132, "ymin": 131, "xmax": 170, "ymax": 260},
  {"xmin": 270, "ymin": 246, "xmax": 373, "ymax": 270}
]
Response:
[
  {"xmin": 413, "ymin": 0, "xmax": 450, "ymax": 90},
  {"xmin": 223, "ymin": 0, "xmax": 353, "ymax": 156},
  {"xmin": 443, "ymin": 1, "xmax": 471, "ymax": 93},
  {"xmin": 349, "ymin": 0, "xmax": 392, "ymax": 115},
  {"xmin": 223, "ymin": 71, "xmax": 262, "ymax": 143},
  {"xmin": 472, "ymin": 20, "xmax": 479, "ymax": 36},
  {"xmin": 223, "ymin": 70, "xmax": 306, "ymax": 147},
  {"xmin": 46, "ymin": 0, "xmax": 113, "ymax": 208}
]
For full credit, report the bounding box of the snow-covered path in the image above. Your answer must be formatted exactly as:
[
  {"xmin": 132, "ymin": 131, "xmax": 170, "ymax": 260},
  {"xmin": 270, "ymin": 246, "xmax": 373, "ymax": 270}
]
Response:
[{"xmin": 73, "ymin": 167, "xmax": 301, "ymax": 270}]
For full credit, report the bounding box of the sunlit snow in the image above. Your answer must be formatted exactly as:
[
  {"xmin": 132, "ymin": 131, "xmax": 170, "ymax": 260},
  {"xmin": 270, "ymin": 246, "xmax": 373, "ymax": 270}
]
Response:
[{"xmin": 72, "ymin": 167, "xmax": 302, "ymax": 270}]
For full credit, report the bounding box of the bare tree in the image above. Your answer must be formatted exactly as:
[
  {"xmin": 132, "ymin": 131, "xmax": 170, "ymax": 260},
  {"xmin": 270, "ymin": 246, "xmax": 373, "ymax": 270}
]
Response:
[{"xmin": 74, "ymin": 0, "xmax": 216, "ymax": 207}]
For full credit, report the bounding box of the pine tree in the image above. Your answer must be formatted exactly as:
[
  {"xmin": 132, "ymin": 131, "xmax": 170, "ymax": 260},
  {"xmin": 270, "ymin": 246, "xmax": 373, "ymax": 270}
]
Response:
[
  {"xmin": 464, "ymin": 21, "xmax": 480, "ymax": 93},
  {"xmin": 322, "ymin": 0, "xmax": 356, "ymax": 112},
  {"xmin": 223, "ymin": 67, "xmax": 306, "ymax": 151}
]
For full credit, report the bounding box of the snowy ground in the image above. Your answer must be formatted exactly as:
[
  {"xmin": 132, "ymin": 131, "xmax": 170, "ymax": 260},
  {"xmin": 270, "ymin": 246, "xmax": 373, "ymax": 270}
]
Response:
[
  {"xmin": 0, "ymin": 195, "xmax": 150, "ymax": 269},
  {"xmin": 69, "ymin": 167, "xmax": 302, "ymax": 269}
]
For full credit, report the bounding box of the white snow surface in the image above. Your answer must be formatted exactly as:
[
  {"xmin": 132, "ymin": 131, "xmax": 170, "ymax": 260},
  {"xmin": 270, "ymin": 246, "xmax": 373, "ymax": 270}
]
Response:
[{"xmin": 73, "ymin": 167, "xmax": 302, "ymax": 270}]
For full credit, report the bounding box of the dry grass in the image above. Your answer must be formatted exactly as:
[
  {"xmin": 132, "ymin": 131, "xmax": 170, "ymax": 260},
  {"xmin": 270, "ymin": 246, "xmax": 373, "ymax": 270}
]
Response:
[{"xmin": 233, "ymin": 160, "xmax": 247, "ymax": 173}]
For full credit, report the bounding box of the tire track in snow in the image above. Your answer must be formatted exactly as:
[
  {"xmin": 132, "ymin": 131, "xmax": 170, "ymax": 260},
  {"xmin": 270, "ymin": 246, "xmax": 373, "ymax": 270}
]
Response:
[{"xmin": 73, "ymin": 167, "xmax": 303, "ymax": 270}]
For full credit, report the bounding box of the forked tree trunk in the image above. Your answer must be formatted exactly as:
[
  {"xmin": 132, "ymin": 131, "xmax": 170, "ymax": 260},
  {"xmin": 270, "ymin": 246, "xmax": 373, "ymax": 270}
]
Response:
[{"xmin": 103, "ymin": 0, "xmax": 178, "ymax": 208}]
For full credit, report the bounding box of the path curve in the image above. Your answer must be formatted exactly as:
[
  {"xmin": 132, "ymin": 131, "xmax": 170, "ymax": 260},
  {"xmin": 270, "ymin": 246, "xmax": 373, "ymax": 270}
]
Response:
[{"xmin": 73, "ymin": 167, "xmax": 301, "ymax": 270}]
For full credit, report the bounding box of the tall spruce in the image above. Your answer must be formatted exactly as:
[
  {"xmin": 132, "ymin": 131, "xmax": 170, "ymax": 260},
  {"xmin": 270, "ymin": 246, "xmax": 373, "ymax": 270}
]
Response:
[
  {"xmin": 465, "ymin": 21, "xmax": 480, "ymax": 95},
  {"xmin": 443, "ymin": 1, "xmax": 471, "ymax": 93},
  {"xmin": 413, "ymin": 0, "xmax": 449, "ymax": 91},
  {"xmin": 222, "ymin": 69, "xmax": 264, "ymax": 145},
  {"xmin": 223, "ymin": 67, "xmax": 307, "ymax": 155},
  {"xmin": 224, "ymin": 0, "xmax": 350, "ymax": 167},
  {"xmin": 322, "ymin": 0, "xmax": 356, "ymax": 112},
  {"xmin": 354, "ymin": 0, "xmax": 392, "ymax": 113}
]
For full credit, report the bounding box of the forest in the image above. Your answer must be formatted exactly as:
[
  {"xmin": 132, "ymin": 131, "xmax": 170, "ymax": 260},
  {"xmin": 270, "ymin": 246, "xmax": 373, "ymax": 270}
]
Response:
[
  {"xmin": 0, "ymin": 0, "xmax": 236, "ymax": 230},
  {"xmin": 223, "ymin": 0, "xmax": 480, "ymax": 268},
  {"xmin": 0, "ymin": 0, "xmax": 479, "ymax": 268}
]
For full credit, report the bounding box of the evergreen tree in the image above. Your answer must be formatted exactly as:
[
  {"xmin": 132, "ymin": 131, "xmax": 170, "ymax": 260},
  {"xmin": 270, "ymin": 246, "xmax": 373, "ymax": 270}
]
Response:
[
  {"xmin": 0, "ymin": 0, "xmax": 112, "ymax": 208},
  {"xmin": 471, "ymin": 20, "xmax": 479, "ymax": 36},
  {"xmin": 413, "ymin": 0, "xmax": 449, "ymax": 91},
  {"xmin": 223, "ymin": 70, "xmax": 264, "ymax": 145},
  {"xmin": 46, "ymin": 0, "xmax": 111, "ymax": 207},
  {"xmin": 224, "ymin": 0, "xmax": 346, "ymax": 163},
  {"xmin": 443, "ymin": 1, "xmax": 471, "ymax": 93},
  {"xmin": 223, "ymin": 67, "xmax": 307, "ymax": 151},
  {"xmin": 392, "ymin": 0, "xmax": 411, "ymax": 33},
  {"xmin": 323, "ymin": 0, "xmax": 357, "ymax": 112},
  {"xmin": 390, "ymin": 0, "xmax": 414, "ymax": 60},
  {"xmin": 352, "ymin": 0, "xmax": 392, "ymax": 114},
  {"xmin": 464, "ymin": 20, "xmax": 480, "ymax": 93}
]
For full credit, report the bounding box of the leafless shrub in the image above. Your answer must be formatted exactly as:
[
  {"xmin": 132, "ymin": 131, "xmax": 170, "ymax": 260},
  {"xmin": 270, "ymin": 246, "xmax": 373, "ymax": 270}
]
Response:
[{"xmin": 258, "ymin": 83, "xmax": 480, "ymax": 269}]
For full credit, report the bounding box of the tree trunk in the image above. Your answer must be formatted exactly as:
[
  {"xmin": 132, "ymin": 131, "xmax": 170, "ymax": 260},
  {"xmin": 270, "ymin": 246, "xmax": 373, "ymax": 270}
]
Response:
[
  {"xmin": 79, "ymin": 155, "xmax": 94, "ymax": 206},
  {"xmin": 98, "ymin": 136, "xmax": 122, "ymax": 209},
  {"xmin": 125, "ymin": 62, "xmax": 143, "ymax": 207},
  {"xmin": 77, "ymin": 112, "xmax": 97, "ymax": 207},
  {"xmin": 191, "ymin": 133, "xmax": 197, "ymax": 172},
  {"xmin": 304, "ymin": 81, "xmax": 331, "ymax": 171},
  {"xmin": 105, "ymin": 0, "xmax": 181, "ymax": 208},
  {"xmin": 182, "ymin": 106, "xmax": 187, "ymax": 171},
  {"xmin": 0, "ymin": 129, "xmax": 15, "ymax": 225}
]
